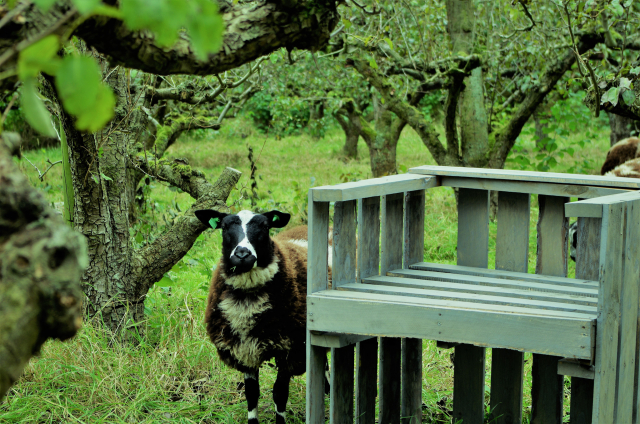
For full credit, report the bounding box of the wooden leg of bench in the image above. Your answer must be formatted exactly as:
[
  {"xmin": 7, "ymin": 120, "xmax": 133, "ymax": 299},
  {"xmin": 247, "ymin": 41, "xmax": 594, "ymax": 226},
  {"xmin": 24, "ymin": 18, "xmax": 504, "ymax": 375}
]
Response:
[
  {"xmin": 490, "ymin": 348, "xmax": 524, "ymax": 424},
  {"xmin": 570, "ymin": 377, "xmax": 593, "ymax": 424},
  {"xmin": 306, "ymin": 335, "xmax": 326, "ymax": 424},
  {"xmin": 380, "ymin": 337, "xmax": 401, "ymax": 423},
  {"xmin": 330, "ymin": 345, "xmax": 354, "ymax": 424},
  {"xmin": 531, "ymin": 354, "xmax": 563, "ymax": 424},
  {"xmin": 453, "ymin": 344, "xmax": 486, "ymax": 424},
  {"xmin": 355, "ymin": 338, "xmax": 377, "ymax": 424},
  {"xmin": 401, "ymin": 338, "xmax": 422, "ymax": 424}
]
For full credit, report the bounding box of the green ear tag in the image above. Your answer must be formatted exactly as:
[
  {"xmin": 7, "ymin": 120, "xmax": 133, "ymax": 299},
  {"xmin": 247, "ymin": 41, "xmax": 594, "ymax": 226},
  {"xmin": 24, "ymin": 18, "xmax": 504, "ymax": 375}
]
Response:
[
  {"xmin": 272, "ymin": 215, "xmax": 280, "ymax": 222},
  {"xmin": 209, "ymin": 217, "xmax": 219, "ymax": 228}
]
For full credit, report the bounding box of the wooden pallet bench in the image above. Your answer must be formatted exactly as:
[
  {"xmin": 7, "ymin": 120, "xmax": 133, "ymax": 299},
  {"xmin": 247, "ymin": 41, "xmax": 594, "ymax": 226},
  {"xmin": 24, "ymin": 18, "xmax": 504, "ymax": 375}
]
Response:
[{"xmin": 306, "ymin": 166, "xmax": 640, "ymax": 424}]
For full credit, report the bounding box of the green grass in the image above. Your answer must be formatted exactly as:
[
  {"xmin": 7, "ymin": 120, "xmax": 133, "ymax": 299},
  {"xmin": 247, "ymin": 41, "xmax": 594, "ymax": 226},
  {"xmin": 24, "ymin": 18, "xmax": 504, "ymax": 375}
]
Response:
[{"xmin": 3, "ymin": 116, "xmax": 611, "ymax": 423}]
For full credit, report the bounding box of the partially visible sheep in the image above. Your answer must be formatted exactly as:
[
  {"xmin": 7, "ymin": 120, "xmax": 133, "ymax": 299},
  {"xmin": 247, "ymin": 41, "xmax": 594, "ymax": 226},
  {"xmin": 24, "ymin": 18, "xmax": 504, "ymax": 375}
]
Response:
[
  {"xmin": 570, "ymin": 157, "xmax": 640, "ymax": 261},
  {"xmin": 195, "ymin": 209, "xmax": 324, "ymax": 424},
  {"xmin": 600, "ymin": 137, "xmax": 640, "ymax": 175}
]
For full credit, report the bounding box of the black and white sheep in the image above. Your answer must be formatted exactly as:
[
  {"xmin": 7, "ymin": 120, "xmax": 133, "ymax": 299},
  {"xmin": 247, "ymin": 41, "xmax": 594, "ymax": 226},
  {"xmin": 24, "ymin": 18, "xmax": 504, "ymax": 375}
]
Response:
[
  {"xmin": 570, "ymin": 156, "xmax": 640, "ymax": 261},
  {"xmin": 600, "ymin": 137, "xmax": 640, "ymax": 175},
  {"xmin": 195, "ymin": 209, "xmax": 317, "ymax": 424}
]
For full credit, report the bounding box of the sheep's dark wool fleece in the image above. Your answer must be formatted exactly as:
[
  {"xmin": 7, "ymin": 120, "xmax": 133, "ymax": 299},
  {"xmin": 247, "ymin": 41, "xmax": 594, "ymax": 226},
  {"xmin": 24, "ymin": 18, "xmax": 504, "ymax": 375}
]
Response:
[
  {"xmin": 600, "ymin": 137, "xmax": 640, "ymax": 175},
  {"xmin": 204, "ymin": 230, "xmax": 308, "ymax": 376}
]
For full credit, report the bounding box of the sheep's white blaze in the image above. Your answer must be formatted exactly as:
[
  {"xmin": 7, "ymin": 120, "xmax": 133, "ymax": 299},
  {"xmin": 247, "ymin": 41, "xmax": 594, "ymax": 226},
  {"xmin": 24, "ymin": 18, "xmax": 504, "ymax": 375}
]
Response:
[{"xmin": 230, "ymin": 210, "xmax": 258, "ymax": 265}]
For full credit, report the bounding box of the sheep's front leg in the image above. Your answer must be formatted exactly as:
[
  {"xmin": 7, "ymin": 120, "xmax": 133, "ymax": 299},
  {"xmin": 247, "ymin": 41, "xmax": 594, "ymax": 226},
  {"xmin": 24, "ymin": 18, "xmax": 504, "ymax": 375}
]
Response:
[
  {"xmin": 244, "ymin": 369, "xmax": 260, "ymax": 424},
  {"xmin": 273, "ymin": 369, "xmax": 291, "ymax": 424}
]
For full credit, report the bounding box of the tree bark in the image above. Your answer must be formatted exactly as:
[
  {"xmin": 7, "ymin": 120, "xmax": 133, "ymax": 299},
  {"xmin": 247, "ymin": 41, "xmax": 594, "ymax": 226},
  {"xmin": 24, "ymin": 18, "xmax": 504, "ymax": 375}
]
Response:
[
  {"xmin": 359, "ymin": 102, "xmax": 405, "ymax": 177},
  {"xmin": 0, "ymin": 132, "xmax": 88, "ymax": 401},
  {"xmin": 609, "ymin": 112, "xmax": 639, "ymax": 146},
  {"xmin": 334, "ymin": 100, "xmax": 362, "ymax": 159}
]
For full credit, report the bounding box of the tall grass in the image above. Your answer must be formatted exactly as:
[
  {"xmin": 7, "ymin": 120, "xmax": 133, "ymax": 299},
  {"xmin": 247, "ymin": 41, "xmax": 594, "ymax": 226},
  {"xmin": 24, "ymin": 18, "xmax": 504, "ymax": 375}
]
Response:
[{"xmin": 3, "ymin": 116, "xmax": 610, "ymax": 423}]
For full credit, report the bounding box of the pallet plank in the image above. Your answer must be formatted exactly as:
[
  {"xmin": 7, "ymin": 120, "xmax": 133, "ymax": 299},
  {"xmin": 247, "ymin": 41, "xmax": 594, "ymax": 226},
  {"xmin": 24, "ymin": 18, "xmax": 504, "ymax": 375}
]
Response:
[
  {"xmin": 453, "ymin": 188, "xmax": 489, "ymax": 424},
  {"xmin": 310, "ymin": 332, "xmax": 373, "ymax": 348},
  {"xmin": 357, "ymin": 196, "xmax": 381, "ymax": 281},
  {"xmin": 332, "ymin": 200, "xmax": 357, "ymax": 288},
  {"xmin": 330, "ymin": 345, "xmax": 355, "ymax": 424},
  {"xmin": 311, "ymin": 174, "xmax": 437, "ymax": 202},
  {"xmin": 491, "ymin": 191, "xmax": 530, "ymax": 424},
  {"xmin": 532, "ymin": 195, "xmax": 568, "ymax": 424}
]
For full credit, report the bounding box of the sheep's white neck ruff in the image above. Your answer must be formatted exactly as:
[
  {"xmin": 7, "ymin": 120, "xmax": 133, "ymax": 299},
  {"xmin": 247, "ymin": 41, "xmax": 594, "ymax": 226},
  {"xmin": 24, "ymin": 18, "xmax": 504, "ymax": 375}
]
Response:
[{"xmin": 222, "ymin": 257, "xmax": 279, "ymax": 289}]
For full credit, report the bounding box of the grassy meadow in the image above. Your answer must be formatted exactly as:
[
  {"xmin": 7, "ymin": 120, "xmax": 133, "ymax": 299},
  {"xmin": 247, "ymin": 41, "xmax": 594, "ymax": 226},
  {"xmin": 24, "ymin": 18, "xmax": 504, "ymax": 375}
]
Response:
[{"xmin": 2, "ymin": 112, "xmax": 611, "ymax": 423}]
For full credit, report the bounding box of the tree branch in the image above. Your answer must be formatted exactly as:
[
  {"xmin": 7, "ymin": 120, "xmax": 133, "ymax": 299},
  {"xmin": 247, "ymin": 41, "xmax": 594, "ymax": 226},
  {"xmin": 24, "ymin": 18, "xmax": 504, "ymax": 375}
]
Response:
[{"xmin": 444, "ymin": 74, "xmax": 464, "ymax": 160}]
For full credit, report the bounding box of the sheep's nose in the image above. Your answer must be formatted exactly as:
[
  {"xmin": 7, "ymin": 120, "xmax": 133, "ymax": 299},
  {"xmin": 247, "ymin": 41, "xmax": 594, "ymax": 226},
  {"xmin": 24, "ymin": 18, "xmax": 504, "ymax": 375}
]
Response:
[{"xmin": 234, "ymin": 247, "xmax": 251, "ymax": 259}]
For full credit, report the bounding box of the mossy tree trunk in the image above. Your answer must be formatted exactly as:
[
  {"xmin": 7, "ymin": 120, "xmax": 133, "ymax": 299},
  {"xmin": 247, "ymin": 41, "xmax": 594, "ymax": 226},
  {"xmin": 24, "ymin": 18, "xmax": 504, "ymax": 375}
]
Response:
[
  {"xmin": 0, "ymin": 133, "xmax": 87, "ymax": 400},
  {"xmin": 360, "ymin": 103, "xmax": 405, "ymax": 177}
]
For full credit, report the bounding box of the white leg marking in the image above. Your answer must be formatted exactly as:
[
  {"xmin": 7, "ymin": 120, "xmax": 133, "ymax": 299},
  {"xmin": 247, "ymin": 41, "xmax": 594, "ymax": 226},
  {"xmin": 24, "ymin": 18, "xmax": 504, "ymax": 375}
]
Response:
[
  {"xmin": 275, "ymin": 402, "xmax": 286, "ymax": 418},
  {"xmin": 248, "ymin": 408, "xmax": 258, "ymax": 420},
  {"xmin": 231, "ymin": 210, "xmax": 258, "ymax": 259}
]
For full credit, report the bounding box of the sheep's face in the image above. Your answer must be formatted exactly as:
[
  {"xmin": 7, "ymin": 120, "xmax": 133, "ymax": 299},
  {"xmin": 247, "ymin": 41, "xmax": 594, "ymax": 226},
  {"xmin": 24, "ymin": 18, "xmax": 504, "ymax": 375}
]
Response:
[{"xmin": 195, "ymin": 209, "xmax": 290, "ymax": 274}]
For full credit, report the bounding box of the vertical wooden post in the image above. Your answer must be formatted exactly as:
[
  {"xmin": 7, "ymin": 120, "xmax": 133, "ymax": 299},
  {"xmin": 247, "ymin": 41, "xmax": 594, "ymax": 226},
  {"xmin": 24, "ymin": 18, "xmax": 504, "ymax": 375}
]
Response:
[
  {"xmin": 379, "ymin": 193, "xmax": 404, "ymax": 423},
  {"xmin": 453, "ymin": 188, "xmax": 489, "ymax": 424},
  {"xmin": 330, "ymin": 200, "xmax": 357, "ymax": 423},
  {"xmin": 307, "ymin": 193, "xmax": 329, "ymax": 424},
  {"xmin": 490, "ymin": 191, "xmax": 530, "ymax": 424},
  {"xmin": 401, "ymin": 190, "xmax": 425, "ymax": 424},
  {"xmin": 570, "ymin": 217, "xmax": 600, "ymax": 424},
  {"xmin": 592, "ymin": 202, "xmax": 625, "ymax": 422},
  {"xmin": 356, "ymin": 197, "xmax": 380, "ymax": 424},
  {"xmin": 531, "ymin": 195, "xmax": 569, "ymax": 424}
]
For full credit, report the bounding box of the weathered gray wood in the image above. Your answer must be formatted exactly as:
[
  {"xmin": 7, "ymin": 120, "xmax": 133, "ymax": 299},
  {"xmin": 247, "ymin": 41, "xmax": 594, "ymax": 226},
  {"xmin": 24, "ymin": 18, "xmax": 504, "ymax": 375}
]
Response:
[
  {"xmin": 565, "ymin": 191, "xmax": 640, "ymax": 218},
  {"xmin": 330, "ymin": 345, "xmax": 355, "ymax": 424},
  {"xmin": 311, "ymin": 174, "xmax": 437, "ymax": 202},
  {"xmin": 570, "ymin": 217, "xmax": 601, "ymax": 424},
  {"xmin": 380, "ymin": 337, "xmax": 401, "ymax": 423},
  {"xmin": 592, "ymin": 203, "xmax": 624, "ymax": 422},
  {"xmin": 558, "ymin": 359, "xmax": 595, "ymax": 380},
  {"xmin": 349, "ymin": 280, "xmax": 596, "ymax": 313},
  {"xmin": 532, "ymin": 195, "xmax": 569, "ymax": 424},
  {"xmin": 454, "ymin": 188, "xmax": 489, "ymax": 424},
  {"xmin": 310, "ymin": 331, "xmax": 374, "ymax": 348},
  {"xmin": 332, "ymin": 200, "xmax": 357, "ymax": 288},
  {"xmin": 385, "ymin": 269, "xmax": 597, "ymax": 298},
  {"xmin": 571, "ymin": 377, "xmax": 595, "ymax": 424},
  {"xmin": 381, "ymin": 193, "xmax": 404, "ymax": 273},
  {"xmin": 364, "ymin": 275, "xmax": 597, "ymax": 307},
  {"xmin": 409, "ymin": 262, "xmax": 598, "ymax": 290},
  {"xmin": 401, "ymin": 338, "xmax": 422, "ymax": 424},
  {"xmin": 357, "ymin": 196, "xmax": 380, "ymax": 281},
  {"xmin": 409, "ymin": 165, "xmax": 640, "ymax": 189},
  {"xmin": 401, "ymin": 190, "xmax": 424, "ymax": 424},
  {"xmin": 439, "ymin": 175, "xmax": 631, "ymax": 199},
  {"xmin": 491, "ymin": 191, "xmax": 530, "ymax": 424},
  {"xmin": 616, "ymin": 199, "xmax": 640, "ymax": 422},
  {"xmin": 307, "ymin": 195, "xmax": 330, "ymax": 424},
  {"xmin": 355, "ymin": 337, "xmax": 378, "ymax": 424}
]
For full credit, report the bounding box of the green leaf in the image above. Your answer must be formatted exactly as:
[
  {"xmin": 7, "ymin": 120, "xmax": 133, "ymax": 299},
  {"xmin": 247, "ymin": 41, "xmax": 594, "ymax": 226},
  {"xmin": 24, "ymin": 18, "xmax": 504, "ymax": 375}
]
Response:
[
  {"xmin": 21, "ymin": 79, "xmax": 56, "ymax": 137},
  {"xmin": 32, "ymin": 0, "xmax": 57, "ymax": 12},
  {"xmin": 369, "ymin": 57, "xmax": 379, "ymax": 69},
  {"xmin": 75, "ymin": 84, "xmax": 115, "ymax": 132},
  {"xmin": 630, "ymin": 67, "xmax": 640, "ymax": 76},
  {"xmin": 384, "ymin": 38, "xmax": 393, "ymax": 50},
  {"xmin": 156, "ymin": 274, "xmax": 174, "ymax": 287},
  {"xmin": 621, "ymin": 89, "xmax": 636, "ymax": 106},
  {"xmin": 71, "ymin": 0, "xmax": 102, "ymax": 14},
  {"xmin": 135, "ymin": 232, "xmax": 144, "ymax": 244},
  {"xmin": 185, "ymin": 0, "xmax": 224, "ymax": 61},
  {"xmin": 100, "ymin": 172, "xmax": 112, "ymax": 181},
  {"xmin": 92, "ymin": 174, "xmax": 99, "ymax": 184},
  {"xmin": 601, "ymin": 86, "xmax": 620, "ymax": 106},
  {"xmin": 18, "ymin": 35, "xmax": 60, "ymax": 79},
  {"xmin": 55, "ymin": 56, "xmax": 102, "ymax": 114}
]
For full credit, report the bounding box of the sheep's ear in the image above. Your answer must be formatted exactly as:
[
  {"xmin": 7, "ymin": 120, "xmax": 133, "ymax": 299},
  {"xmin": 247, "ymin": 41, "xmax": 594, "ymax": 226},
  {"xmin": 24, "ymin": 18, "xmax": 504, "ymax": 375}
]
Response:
[
  {"xmin": 262, "ymin": 210, "xmax": 290, "ymax": 229},
  {"xmin": 194, "ymin": 209, "xmax": 227, "ymax": 229}
]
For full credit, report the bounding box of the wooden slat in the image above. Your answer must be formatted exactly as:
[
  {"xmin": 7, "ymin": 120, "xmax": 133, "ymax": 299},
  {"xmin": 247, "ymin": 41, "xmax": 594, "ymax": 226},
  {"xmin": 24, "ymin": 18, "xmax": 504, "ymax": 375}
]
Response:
[
  {"xmin": 355, "ymin": 279, "xmax": 596, "ymax": 312},
  {"xmin": 592, "ymin": 203, "xmax": 624, "ymax": 422},
  {"xmin": 410, "ymin": 261, "xmax": 598, "ymax": 289},
  {"xmin": 570, "ymin": 217, "xmax": 601, "ymax": 424},
  {"xmin": 532, "ymin": 195, "xmax": 568, "ymax": 424},
  {"xmin": 379, "ymin": 193, "xmax": 403, "ymax": 423},
  {"xmin": 616, "ymin": 199, "xmax": 640, "ymax": 422},
  {"xmin": 382, "ymin": 269, "xmax": 598, "ymax": 303},
  {"xmin": 332, "ymin": 200, "xmax": 357, "ymax": 288},
  {"xmin": 558, "ymin": 359, "xmax": 595, "ymax": 380},
  {"xmin": 330, "ymin": 345, "xmax": 354, "ymax": 424},
  {"xmin": 409, "ymin": 165, "xmax": 640, "ymax": 189},
  {"xmin": 306, "ymin": 195, "xmax": 329, "ymax": 424},
  {"xmin": 311, "ymin": 174, "xmax": 437, "ymax": 202},
  {"xmin": 439, "ymin": 175, "xmax": 630, "ymax": 199},
  {"xmin": 371, "ymin": 274, "xmax": 597, "ymax": 305},
  {"xmin": 310, "ymin": 331, "xmax": 373, "ymax": 348},
  {"xmin": 307, "ymin": 292, "xmax": 595, "ymax": 359},
  {"xmin": 355, "ymin": 197, "xmax": 379, "ymax": 424},
  {"xmin": 334, "ymin": 285, "xmax": 595, "ymax": 318},
  {"xmin": 402, "ymin": 190, "xmax": 424, "ymax": 424},
  {"xmin": 453, "ymin": 188, "xmax": 489, "ymax": 424},
  {"xmin": 491, "ymin": 191, "xmax": 530, "ymax": 424},
  {"xmin": 565, "ymin": 191, "xmax": 640, "ymax": 218}
]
